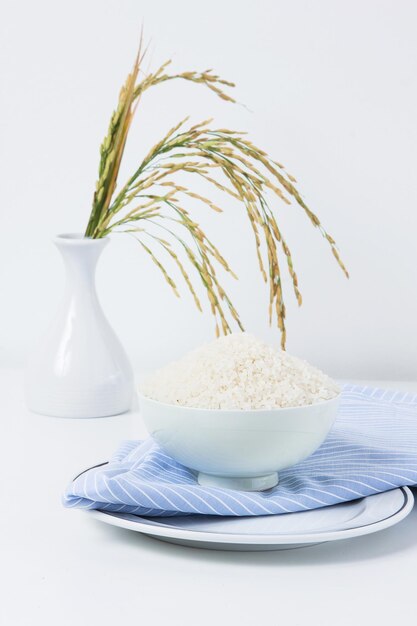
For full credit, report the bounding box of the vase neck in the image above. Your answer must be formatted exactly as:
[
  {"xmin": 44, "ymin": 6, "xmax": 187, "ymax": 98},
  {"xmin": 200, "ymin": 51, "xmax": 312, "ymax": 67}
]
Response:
[{"xmin": 54, "ymin": 234, "xmax": 109, "ymax": 298}]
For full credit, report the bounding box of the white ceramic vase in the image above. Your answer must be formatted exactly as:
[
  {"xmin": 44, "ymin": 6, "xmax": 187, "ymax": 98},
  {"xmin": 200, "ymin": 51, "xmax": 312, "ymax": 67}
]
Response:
[{"xmin": 25, "ymin": 233, "xmax": 134, "ymax": 418}]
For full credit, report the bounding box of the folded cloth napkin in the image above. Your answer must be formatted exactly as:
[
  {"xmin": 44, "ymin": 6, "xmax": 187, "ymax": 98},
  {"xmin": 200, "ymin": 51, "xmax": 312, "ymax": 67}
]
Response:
[{"xmin": 63, "ymin": 384, "xmax": 417, "ymax": 517}]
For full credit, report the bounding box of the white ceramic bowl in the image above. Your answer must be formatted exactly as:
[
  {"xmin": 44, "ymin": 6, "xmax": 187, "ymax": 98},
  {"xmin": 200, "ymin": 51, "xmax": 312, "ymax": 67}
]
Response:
[{"xmin": 138, "ymin": 393, "xmax": 340, "ymax": 491}]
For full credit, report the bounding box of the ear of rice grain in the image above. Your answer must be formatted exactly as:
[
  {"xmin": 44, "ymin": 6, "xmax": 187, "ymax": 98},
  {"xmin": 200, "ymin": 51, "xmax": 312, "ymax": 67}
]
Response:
[{"xmin": 140, "ymin": 333, "xmax": 340, "ymax": 410}]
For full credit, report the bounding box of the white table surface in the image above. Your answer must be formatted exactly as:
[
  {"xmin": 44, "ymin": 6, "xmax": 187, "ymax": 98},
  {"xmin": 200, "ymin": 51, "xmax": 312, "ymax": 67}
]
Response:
[{"xmin": 2, "ymin": 370, "xmax": 416, "ymax": 626}]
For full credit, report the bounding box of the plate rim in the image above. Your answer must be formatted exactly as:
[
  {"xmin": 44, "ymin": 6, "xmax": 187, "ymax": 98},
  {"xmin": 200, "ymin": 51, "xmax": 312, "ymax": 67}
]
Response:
[{"xmin": 85, "ymin": 486, "xmax": 414, "ymax": 545}]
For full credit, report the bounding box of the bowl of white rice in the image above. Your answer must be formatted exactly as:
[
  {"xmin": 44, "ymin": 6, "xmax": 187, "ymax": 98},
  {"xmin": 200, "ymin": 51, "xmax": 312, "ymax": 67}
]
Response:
[{"xmin": 139, "ymin": 333, "xmax": 340, "ymax": 491}]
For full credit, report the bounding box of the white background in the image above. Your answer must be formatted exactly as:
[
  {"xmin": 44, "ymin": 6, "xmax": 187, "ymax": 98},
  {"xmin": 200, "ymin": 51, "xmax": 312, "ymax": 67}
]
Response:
[{"xmin": 1, "ymin": 0, "xmax": 417, "ymax": 380}]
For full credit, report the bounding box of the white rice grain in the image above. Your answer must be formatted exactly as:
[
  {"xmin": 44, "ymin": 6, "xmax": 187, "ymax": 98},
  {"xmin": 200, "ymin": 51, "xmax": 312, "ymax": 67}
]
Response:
[{"xmin": 140, "ymin": 333, "xmax": 340, "ymax": 410}]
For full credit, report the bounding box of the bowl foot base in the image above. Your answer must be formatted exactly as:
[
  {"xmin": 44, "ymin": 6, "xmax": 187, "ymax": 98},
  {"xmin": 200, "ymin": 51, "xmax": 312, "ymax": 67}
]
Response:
[{"xmin": 197, "ymin": 472, "xmax": 279, "ymax": 492}]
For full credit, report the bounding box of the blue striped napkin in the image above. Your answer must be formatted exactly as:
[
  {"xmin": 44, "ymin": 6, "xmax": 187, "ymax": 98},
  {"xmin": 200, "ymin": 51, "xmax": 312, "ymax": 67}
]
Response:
[{"xmin": 63, "ymin": 384, "xmax": 417, "ymax": 517}]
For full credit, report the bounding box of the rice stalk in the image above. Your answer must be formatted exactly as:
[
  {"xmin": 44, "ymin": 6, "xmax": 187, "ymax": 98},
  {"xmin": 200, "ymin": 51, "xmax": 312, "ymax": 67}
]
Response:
[{"xmin": 85, "ymin": 39, "xmax": 348, "ymax": 347}]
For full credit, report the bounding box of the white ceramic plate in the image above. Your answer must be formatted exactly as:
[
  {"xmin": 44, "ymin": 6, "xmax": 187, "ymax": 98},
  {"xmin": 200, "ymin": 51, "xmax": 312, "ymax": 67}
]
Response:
[{"xmin": 87, "ymin": 486, "xmax": 414, "ymax": 551}]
